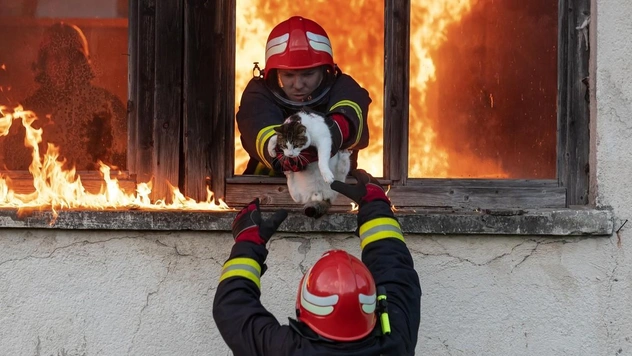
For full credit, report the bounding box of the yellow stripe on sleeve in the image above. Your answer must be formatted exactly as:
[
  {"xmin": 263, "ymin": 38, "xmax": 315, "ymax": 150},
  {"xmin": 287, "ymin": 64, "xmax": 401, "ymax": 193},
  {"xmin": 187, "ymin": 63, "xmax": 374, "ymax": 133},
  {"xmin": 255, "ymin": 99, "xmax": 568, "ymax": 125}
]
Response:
[
  {"xmin": 359, "ymin": 217, "xmax": 405, "ymax": 249},
  {"xmin": 219, "ymin": 257, "xmax": 262, "ymax": 289},
  {"xmin": 329, "ymin": 100, "xmax": 363, "ymax": 148},
  {"xmin": 256, "ymin": 125, "xmax": 281, "ymax": 169}
]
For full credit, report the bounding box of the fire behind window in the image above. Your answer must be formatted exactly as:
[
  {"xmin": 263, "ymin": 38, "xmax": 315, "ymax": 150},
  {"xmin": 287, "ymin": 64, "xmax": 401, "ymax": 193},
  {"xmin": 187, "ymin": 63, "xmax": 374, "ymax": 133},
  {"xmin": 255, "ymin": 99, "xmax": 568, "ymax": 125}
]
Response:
[
  {"xmin": 236, "ymin": 0, "xmax": 557, "ymax": 180},
  {"xmin": 410, "ymin": 0, "xmax": 557, "ymax": 179},
  {"xmin": 0, "ymin": 0, "xmax": 128, "ymax": 172},
  {"xmin": 234, "ymin": 1, "xmax": 385, "ymax": 176}
]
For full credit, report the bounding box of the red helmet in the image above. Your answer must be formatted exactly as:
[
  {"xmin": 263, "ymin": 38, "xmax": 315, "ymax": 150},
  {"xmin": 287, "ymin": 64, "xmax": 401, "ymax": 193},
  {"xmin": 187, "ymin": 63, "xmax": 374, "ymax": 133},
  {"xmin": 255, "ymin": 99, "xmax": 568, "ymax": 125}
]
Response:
[
  {"xmin": 296, "ymin": 250, "xmax": 377, "ymax": 341},
  {"xmin": 264, "ymin": 16, "xmax": 334, "ymax": 79}
]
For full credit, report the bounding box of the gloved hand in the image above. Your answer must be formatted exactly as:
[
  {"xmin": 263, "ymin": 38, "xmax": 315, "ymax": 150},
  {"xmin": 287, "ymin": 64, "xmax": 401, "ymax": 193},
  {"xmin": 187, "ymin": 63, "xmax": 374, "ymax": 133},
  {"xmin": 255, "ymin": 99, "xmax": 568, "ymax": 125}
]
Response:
[
  {"xmin": 273, "ymin": 146, "xmax": 319, "ymax": 172},
  {"xmin": 330, "ymin": 169, "xmax": 390, "ymax": 207},
  {"xmin": 331, "ymin": 170, "xmax": 399, "ymax": 241},
  {"xmin": 232, "ymin": 198, "xmax": 288, "ymax": 245}
]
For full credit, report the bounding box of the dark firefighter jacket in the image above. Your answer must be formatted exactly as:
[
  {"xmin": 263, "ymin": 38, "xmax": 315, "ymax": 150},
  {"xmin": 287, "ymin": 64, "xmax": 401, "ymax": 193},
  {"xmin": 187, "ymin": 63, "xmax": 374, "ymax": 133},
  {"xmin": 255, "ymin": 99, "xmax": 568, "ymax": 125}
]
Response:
[
  {"xmin": 213, "ymin": 202, "xmax": 422, "ymax": 356},
  {"xmin": 236, "ymin": 71, "xmax": 371, "ymax": 175}
]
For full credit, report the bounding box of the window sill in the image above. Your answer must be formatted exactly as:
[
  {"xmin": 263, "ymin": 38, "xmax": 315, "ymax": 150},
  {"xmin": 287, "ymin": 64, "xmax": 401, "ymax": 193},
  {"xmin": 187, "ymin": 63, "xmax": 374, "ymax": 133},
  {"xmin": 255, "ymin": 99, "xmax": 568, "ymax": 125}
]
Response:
[{"xmin": 0, "ymin": 207, "xmax": 613, "ymax": 236}]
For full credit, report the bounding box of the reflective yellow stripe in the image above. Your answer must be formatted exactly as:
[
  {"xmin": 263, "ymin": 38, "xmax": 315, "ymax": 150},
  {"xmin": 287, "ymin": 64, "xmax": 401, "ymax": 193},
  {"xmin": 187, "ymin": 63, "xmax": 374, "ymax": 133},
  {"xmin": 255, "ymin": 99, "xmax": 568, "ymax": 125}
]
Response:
[
  {"xmin": 329, "ymin": 100, "xmax": 363, "ymax": 148},
  {"xmin": 256, "ymin": 125, "xmax": 281, "ymax": 169},
  {"xmin": 359, "ymin": 217, "xmax": 405, "ymax": 249},
  {"xmin": 359, "ymin": 217, "xmax": 400, "ymax": 236},
  {"xmin": 219, "ymin": 257, "xmax": 262, "ymax": 289},
  {"xmin": 223, "ymin": 257, "xmax": 262, "ymax": 273}
]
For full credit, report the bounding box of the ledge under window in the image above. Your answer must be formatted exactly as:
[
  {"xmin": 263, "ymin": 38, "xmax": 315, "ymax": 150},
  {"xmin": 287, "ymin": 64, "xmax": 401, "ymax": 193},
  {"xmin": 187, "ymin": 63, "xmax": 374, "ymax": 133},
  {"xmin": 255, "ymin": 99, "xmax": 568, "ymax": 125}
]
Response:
[{"xmin": 0, "ymin": 207, "xmax": 613, "ymax": 236}]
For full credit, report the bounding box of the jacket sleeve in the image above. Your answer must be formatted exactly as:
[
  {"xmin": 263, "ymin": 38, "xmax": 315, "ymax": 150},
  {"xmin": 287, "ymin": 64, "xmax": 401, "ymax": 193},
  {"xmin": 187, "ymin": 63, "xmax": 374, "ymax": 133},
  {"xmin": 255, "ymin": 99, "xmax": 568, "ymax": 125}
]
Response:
[
  {"xmin": 357, "ymin": 202, "xmax": 422, "ymax": 355},
  {"xmin": 213, "ymin": 241, "xmax": 297, "ymax": 356},
  {"xmin": 236, "ymin": 79, "xmax": 285, "ymax": 170},
  {"xmin": 325, "ymin": 73, "xmax": 372, "ymax": 150}
]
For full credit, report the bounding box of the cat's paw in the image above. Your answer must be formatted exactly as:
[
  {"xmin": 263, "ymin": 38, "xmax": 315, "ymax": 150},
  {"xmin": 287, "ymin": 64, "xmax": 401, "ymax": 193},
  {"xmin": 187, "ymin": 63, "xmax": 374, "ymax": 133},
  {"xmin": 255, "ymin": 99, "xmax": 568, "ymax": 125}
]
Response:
[
  {"xmin": 267, "ymin": 135, "xmax": 278, "ymax": 156},
  {"xmin": 321, "ymin": 170, "xmax": 335, "ymax": 184}
]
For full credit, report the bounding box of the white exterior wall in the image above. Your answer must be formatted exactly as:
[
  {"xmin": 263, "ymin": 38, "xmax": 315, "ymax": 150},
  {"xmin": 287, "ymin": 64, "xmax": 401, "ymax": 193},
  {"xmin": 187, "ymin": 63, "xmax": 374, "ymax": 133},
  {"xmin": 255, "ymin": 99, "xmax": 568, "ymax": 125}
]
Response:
[{"xmin": 1, "ymin": 0, "xmax": 631, "ymax": 354}]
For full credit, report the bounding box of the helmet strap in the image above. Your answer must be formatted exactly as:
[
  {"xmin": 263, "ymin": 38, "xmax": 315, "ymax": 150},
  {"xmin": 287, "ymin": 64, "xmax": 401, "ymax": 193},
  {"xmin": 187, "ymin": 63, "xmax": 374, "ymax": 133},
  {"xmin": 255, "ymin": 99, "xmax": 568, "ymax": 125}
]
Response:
[{"xmin": 264, "ymin": 65, "xmax": 337, "ymax": 110}]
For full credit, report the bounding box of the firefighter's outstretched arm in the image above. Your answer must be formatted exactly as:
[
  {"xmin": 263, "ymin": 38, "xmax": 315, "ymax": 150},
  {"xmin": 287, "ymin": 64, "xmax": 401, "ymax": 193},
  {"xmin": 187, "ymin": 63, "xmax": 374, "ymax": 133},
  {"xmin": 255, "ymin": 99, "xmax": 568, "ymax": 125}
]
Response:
[
  {"xmin": 213, "ymin": 198, "xmax": 292, "ymax": 356},
  {"xmin": 331, "ymin": 170, "xmax": 422, "ymax": 353}
]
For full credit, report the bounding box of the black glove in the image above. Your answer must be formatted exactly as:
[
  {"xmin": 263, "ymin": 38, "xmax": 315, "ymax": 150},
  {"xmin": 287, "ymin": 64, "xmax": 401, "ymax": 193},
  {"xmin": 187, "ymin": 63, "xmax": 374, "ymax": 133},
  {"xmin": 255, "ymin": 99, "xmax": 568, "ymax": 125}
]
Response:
[
  {"xmin": 231, "ymin": 198, "xmax": 288, "ymax": 245},
  {"xmin": 331, "ymin": 169, "xmax": 395, "ymax": 230},
  {"xmin": 331, "ymin": 169, "xmax": 390, "ymax": 207}
]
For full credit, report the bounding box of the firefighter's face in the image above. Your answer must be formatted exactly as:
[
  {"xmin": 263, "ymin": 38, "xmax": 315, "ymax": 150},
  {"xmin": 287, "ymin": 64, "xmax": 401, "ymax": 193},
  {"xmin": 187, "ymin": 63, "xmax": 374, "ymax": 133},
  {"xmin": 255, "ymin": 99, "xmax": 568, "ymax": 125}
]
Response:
[{"xmin": 277, "ymin": 68, "xmax": 324, "ymax": 102}]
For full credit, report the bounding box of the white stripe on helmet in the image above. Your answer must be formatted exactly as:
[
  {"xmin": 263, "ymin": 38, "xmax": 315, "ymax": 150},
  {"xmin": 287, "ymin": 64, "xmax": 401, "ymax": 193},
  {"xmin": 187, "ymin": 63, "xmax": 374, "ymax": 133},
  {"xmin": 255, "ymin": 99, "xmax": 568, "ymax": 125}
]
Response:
[
  {"xmin": 306, "ymin": 31, "xmax": 333, "ymax": 57},
  {"xmin": 265, "ymin": 33, "xmax": 290, "ymax": 63},
  {"xmin": 359, "ymin": 293, "xmax": 377, "ymax": 314},
  {"xmin": 300, "ymin": 271, "xmax": 339, "ymax": 316}
]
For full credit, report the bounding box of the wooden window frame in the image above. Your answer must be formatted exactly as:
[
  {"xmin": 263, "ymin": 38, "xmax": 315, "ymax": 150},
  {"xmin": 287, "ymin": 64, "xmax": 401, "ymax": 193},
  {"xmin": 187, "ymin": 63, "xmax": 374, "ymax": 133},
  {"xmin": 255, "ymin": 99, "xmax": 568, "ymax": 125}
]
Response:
[{"xmin": 127, "ymin": 0, "xmax": 590, "ymax": 211}]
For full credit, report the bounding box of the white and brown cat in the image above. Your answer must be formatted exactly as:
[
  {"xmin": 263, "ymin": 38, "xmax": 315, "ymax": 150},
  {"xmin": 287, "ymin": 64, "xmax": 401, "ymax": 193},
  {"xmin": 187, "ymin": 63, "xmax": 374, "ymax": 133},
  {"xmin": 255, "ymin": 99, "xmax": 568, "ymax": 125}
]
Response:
[{"xmin": 268, "ymin": 110, "xmax": 350, "ymax": 218}]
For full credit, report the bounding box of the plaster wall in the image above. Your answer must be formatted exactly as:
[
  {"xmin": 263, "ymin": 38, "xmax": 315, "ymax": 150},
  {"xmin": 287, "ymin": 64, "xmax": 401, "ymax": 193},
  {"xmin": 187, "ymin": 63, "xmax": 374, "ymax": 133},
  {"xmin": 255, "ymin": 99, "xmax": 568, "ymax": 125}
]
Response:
[{"xmin": 1, "ymin": 0, "xmax": 631, "ymax": 355}]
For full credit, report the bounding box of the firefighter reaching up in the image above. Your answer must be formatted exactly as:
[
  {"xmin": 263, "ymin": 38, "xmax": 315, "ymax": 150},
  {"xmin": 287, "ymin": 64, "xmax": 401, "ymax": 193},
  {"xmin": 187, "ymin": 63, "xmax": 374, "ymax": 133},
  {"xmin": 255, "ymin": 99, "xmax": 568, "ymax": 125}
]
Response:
[{"xmin": 213, "ymin": 169, "xmax": 422, "ymax": 355}]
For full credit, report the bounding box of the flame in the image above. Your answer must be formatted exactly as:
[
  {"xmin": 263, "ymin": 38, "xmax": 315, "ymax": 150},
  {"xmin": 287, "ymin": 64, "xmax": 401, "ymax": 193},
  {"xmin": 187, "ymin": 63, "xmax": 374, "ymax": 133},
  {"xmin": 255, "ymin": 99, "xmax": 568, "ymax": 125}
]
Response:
[
  {"xmin": 408, "ymin": 0, "xmax": 506, "ymax": 178},
  {"xmin": 0, "ymin": 105, "xmax": 231, "ymax": 216},
  {"xmin": 236, "ymin": 0, "xmax": 510, "ymax": 179}
]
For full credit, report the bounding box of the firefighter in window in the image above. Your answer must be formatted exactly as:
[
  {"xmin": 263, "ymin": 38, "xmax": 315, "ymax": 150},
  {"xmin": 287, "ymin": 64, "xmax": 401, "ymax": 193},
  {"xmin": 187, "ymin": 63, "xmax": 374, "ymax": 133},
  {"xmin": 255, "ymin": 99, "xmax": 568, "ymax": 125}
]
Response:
[
  {"xmin": 3, "ymin": 22, "xmax": 126, "ymax": 171},
  {"xmin": 237, "ymin": 16, "xmax": 371, "ymax": 175},
  {"xmin": 213, "ymin": 169, "xmax": 421, "ymax": 355}
]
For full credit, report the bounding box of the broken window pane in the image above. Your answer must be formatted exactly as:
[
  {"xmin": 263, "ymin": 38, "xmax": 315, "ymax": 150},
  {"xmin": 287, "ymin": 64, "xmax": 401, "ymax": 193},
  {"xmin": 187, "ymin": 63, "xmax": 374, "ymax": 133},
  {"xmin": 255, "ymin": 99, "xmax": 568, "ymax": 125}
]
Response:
[{"xmin": 0, "ymin": 0, "xmax": 128, "ymax": 171}]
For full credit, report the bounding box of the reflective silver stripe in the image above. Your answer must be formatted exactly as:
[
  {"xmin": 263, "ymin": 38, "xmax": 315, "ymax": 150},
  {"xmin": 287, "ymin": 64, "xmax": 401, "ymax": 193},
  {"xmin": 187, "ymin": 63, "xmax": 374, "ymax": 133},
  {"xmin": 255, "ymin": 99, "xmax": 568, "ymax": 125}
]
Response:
[
  {"xmin": 360, "ymin": 223, "xmax": 402, "ymax": 241},
  {"xmin": 219, "ymin": 257, "xmax": 262, "ymax": 288},
  {"xmin": 360, "ymin": 218, "xmax": 405, "ymax": 249},
  {"xmin": 221, "ymin": 264, "xmax": 260, "ymax": 279}
]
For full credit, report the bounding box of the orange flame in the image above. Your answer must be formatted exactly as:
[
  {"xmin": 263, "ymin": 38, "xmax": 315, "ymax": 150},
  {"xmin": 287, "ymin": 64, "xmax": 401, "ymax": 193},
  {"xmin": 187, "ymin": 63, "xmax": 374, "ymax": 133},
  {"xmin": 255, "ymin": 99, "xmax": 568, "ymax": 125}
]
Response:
[
  {"xmin": 408, "ymin": 0, "xmax": 506, "ymax": 178},
  {"xmin": 0, "ymin": 105, "xmax": 231, "ymax": 216}
]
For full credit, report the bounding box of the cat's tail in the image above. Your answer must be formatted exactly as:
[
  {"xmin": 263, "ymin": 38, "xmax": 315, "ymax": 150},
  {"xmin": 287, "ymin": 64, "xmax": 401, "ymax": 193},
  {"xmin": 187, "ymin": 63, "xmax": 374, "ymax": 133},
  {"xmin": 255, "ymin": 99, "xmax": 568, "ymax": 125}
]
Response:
[{"xmin": 304, "ymin": 199, "xmax": 331, "ymax": 219}]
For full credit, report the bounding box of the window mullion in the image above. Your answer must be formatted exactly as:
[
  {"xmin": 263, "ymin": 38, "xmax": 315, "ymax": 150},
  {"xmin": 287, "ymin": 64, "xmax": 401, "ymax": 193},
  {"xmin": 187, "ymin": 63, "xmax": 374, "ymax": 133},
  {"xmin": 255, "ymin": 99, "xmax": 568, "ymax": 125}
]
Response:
[
  {"xmin": 557, "ymin": 0, "xmax": 591, "ymax": 206},
  {"xmin": 131, "ymin": 0, "xmax": 157, "ymax": 188},
  {"xmin": 383, "ymin": 0, "xmax": 411, "ymax": 185}
]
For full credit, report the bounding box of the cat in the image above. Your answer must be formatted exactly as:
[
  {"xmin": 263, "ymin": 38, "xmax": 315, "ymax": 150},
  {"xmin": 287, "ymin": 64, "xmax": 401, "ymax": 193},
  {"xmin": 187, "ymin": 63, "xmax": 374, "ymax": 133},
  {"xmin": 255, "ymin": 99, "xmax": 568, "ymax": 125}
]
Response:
[{"xmin": 267, "ymin": 110, "xmax": 351, "ymax": 218}]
